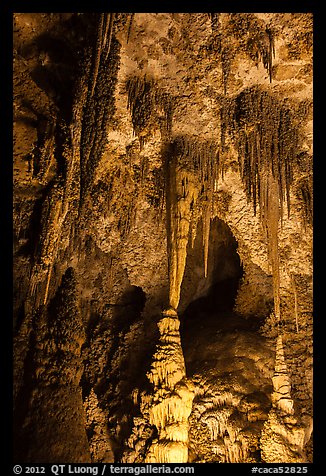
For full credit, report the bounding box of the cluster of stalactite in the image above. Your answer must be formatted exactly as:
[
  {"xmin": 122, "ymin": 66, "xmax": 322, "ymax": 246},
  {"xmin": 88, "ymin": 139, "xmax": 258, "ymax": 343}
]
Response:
[
  {"xmin": 164, "ymin": 135, "xmax": 221, "ymax": 308},
  {"xmin": 27, "ymin": 13, "xmax": 121, "ymax": 305},
  {"xmin": 79, "ymin": 17, "xmax": 121, "ymax": 210},
  {"xmin": 296, "ymin": 179, "xmax": 312, "ymax": 229},
  {"xmin": 227, "ymin": 14, "xmax": 275, "ymax": 82},
  {"xmin": 126, "ymin": 74, "xmax": 175, "ymax": 147},
  {"xmin": 221, "ymin": 86, "xmax": 299, "ymax": 320},
  {"xmin": 203, "ymin": 13, "xmax": 275, "ymax": 93},
  {"xmin": 293, "ymin": 148, "xmax": 313, "ymax": 229}
]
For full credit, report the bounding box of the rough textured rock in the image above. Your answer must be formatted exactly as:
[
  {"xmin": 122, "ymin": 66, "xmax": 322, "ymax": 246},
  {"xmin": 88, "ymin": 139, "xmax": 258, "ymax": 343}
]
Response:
[
  {"xmin": 182, "ymin": 306, "xmax": 275, "ymax": 463},
  {"xmin": 144, "ymin": 309, "xmax": 194, "ymax": 463},
  {"xmin": 13, "ymin": 12, "xmax": 313, "ymax": 463},
  {"xmin": 260, "ymin": 335, "xmax": 312, "ymax": 463}
]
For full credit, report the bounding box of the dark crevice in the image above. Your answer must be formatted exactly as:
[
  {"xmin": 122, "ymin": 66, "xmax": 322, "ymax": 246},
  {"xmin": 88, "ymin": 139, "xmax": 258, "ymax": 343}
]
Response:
[
  {"xmin": 13, "ymin": 315, "xmax": 39, "ymax": 462},
  {"xmin": 16, "ymin": 180, "xmax": 56, "ymax": 260},
  {"xmin": 180, "ymin": 218, "xmax": 252, "ymax": 359}
]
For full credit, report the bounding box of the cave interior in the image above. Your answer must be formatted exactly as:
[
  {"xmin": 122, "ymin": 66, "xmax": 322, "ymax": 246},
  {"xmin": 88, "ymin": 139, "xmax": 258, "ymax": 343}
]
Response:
[{"xmin": 13, "ymin": 12, "xmax": 313, "ymax": 464}]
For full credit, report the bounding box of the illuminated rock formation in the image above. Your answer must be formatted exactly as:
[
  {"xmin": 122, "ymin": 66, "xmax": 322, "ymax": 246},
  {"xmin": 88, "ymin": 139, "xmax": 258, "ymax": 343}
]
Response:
[
  {"xmin": 260, "ymin": 335, "xmax": 311, "ymax": 463},
  {"xmin": 12, "ymin": 12, "xmax": 313, "ymax": 463},
  {"xmin": 144, "ymin": 309, "xmax": 194, "ymax": 463}
]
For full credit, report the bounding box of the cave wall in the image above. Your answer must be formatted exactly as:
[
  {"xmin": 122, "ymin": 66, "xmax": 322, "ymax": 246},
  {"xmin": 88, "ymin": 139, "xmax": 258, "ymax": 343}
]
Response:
[{"xmin": 13, "ymin": 13, "xmax": 313, "ymax": 463}]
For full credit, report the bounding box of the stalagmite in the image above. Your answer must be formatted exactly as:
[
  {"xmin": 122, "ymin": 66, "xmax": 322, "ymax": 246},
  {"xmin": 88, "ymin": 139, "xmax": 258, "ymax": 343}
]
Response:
[
  {"xmin": 260, "ymin": 335, "xmax": 307, "ymax": 463},
  {"xmin": 84, "ymin": 388, "xmax": 114, "ymax": 462},
  {"xmin": 144, "ymin": 309, "xmax": 194, "ymax": 463},
  {"xmin": 271, "ymin": 335, "xmax": 294, "ymax": 414}
]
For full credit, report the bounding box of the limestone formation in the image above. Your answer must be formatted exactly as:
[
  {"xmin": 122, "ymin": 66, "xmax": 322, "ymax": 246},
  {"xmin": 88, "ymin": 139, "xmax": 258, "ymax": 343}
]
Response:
[
  {"xmin": 260, "ymin": 335, "xmax": 310, "ymax": 463},
  {"xmin": 13, "ymin": 12, "xmax": 313, "ymax": 463},
  {"xmin": 144, "ymin": 309, "xmax": 194, "ymax": 463}
]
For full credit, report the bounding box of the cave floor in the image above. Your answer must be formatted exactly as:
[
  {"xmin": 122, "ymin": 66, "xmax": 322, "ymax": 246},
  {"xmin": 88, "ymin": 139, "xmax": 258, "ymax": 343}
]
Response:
[{"xmin": 180, "ymin": 291, "xmax": 274, "ymax": 386}]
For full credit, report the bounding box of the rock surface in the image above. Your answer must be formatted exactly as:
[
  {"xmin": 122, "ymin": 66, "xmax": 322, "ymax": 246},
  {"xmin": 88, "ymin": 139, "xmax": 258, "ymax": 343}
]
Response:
[{"xmin": 13, "ymin": 13, "xmax": 313, "ymax": 463}]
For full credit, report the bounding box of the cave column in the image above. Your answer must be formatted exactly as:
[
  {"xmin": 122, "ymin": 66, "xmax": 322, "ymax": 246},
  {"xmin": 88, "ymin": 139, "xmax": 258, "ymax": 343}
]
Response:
[{"xmin": 144, "ymin": 152, "xmax": 197, "ymax": 462}]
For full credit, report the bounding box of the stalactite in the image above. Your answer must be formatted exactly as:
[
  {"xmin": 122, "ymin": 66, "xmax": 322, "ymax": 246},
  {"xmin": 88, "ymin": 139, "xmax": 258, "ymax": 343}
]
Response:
[
  {"xmin": 90, "ymin": 13, "xmax": 105, "ymax": 98},
  {"xmin": 164, "ymin": 136, "xmax": 219, "ymax": 308},
  {"xmin": 222, "ymin": 86, "xmax": 299, "ymax": 321},
  {"xmin": 291, "ymin": 274, "xmax": 300, "ymax": 334},
  {"xmin": 34, "ymin": 118, "xmax": 56, "ymax": 184},
  {"xmin": 190, "ymin": 202, "xmax": 200, "ymax": 249},
  {"xmin": 260, "ymin": 172, "xmax": 281, "ymax": 320},
  {"xmin": 296, "ymin": 179, "xmax": 312, "ymax": 229},
  {"xmin": 160, "ymin": 92, "xmax": 175, "ymax": 139},
  {"xmin": 140, "ymin": 157, "xmax": 149, "ymax": 190},
  {"xmin": 202, "ymin": 187, "xmax": 213, "ymax": 278},
  {"xmin": 104, "ymin": 13, "xmax": 115, "ymax": 62},
  {"xmin": 146, "ymin": 166, "xmax": 166, "ymax": 221},
  {"xmin": 227, "ymin": 14, "xmax": 275, "ymax": 82},
  {"xmin": 126, "ymin": 74, "xmax": 175, "ymax": 146},
  {"xmin": 90, "ymin": 13, "xmax": 114, "ymax": 97},
  {"xmin": 26, "ymin": 182, "xmax": 63, "ymax": 307},
  {"xmin": 208, "ymin": 13, "xmax": 220, "ymax": 33},
  {"xmin": 127, "ymin": 13, "xmax": 134, "ymax": 44},
  {"xmin": 80, "ymin": 33, "xmax": 121, "ymax": 209},
  {"xmin": 101, "ymin": 14, "xmax": 110, "ymax": 52},
  {"xmin": 69, "ymin": 52, "xmax": 91, "ymax": 209},
  {"xmin": 221, "ymin": 45, "xmax": 235, "ymax": 95},
  {"xmin": 165, "ymin": 152, "xmax": 197, "ymax": 309}
]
